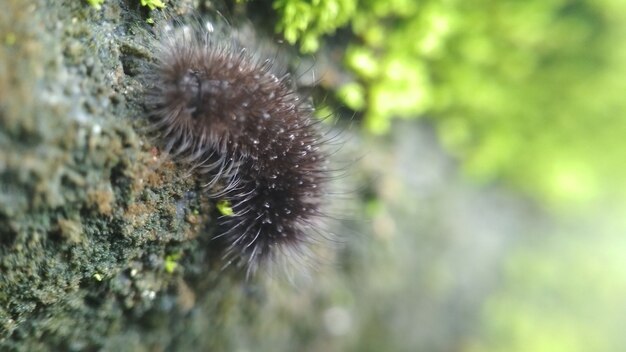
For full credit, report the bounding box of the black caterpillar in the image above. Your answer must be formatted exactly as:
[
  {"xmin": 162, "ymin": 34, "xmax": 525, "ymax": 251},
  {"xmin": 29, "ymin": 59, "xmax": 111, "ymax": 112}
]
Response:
[{"xmin": 142, "ymin": 19, "xmax": 334, "ymax": 276}]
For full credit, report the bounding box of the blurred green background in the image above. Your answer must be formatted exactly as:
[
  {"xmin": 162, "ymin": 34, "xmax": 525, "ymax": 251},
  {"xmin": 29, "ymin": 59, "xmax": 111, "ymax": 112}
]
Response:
[{"xmin": 273, "ymin": 0, "xmax": 626, "ymax": 351}]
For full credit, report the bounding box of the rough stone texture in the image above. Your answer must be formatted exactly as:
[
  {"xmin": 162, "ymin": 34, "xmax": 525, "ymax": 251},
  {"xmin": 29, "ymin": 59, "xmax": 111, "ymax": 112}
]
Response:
[{"xmin": 0, "ymin": 0, "xmax": 250, "ymax": 350}]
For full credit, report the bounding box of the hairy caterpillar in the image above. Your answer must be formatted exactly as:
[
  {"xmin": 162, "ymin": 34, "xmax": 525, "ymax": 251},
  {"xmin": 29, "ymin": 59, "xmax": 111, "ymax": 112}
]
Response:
[{"xmin": 141, "ymin": 18, "xmax": 336, "ymax": 276}]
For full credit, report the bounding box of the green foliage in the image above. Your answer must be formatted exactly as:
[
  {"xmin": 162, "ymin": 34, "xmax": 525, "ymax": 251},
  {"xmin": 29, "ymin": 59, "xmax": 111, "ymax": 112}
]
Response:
[
  {"xmin": 415, "ymin": 0, "xmax": 626, "ymax": 210},
  {"xmin": 343, "ymin": 0, "xmax": 450, "ymax": 133},
  {"xmin": 273, "ymin": 0, "xmax": 357, "ymax": 52},
  {"xmin": 274, "ymin": 0, "xmax": 626, "ymax": 208}
]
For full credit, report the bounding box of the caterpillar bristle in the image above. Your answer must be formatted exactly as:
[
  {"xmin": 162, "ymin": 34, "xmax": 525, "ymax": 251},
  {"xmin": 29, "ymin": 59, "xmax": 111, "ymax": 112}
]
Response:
[{"xmin": 141, "ymin": 16, "xmax": 340, "ymax": 277}]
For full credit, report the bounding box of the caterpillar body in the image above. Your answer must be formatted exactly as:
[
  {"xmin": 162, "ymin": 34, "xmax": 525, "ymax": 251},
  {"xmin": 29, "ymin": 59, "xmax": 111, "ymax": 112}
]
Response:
[{"xmin": 142, "ymin": 19, "xmax": 334, "ymax": 276}]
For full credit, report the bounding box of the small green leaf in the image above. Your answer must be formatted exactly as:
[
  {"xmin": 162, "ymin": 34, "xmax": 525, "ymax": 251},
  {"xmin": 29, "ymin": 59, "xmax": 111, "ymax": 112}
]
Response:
[
  {"xmin": 164, "ymin": 253, "xmax": 182, "ymax": 274},
  {"xmin": 216, "ymin": 199, "xmax": 234, "ymax": 216}
]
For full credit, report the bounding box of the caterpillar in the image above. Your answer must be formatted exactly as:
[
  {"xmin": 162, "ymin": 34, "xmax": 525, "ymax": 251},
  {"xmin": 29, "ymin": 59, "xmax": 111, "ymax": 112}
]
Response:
[{"xmin": 141, "ymin": 18, "xmax": 335, "ymax": 276}]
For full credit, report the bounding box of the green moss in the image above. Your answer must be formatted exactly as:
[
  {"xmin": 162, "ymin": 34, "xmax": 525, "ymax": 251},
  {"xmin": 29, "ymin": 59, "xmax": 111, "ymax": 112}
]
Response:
[
  {"xmin": 86, "ymin": 0, "xmax": 105, "ymax": 8},
  {"xmin": 273, "ymin": 0, "xmax": 626, "ymax": 208},
  {"xmin": 273, "ymin": 0, "xmax": 357, "ymax": 53},
  {"xmin": 140, "ymin": 0, "xmax": 165, "ymax": 10},
  {"xmin": 216, "ymin": 199, "xmax": 234, "ymax": 216},
  {"xmin": 164, "ymin": 253, "xmax": 182, "ymax": 274}
]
